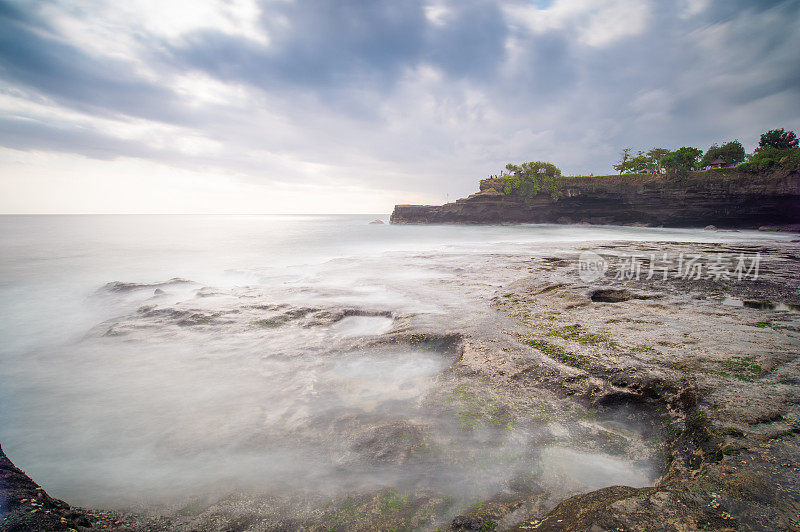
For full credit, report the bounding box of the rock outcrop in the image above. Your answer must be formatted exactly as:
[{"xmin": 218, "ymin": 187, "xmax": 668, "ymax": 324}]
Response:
[
  {"xmin": 391, "ymin": 169, "xmax": 800, "ymax": 228},
  {"xmin": 0, "ymin": 444, "xmax": 93, "ymax": 531}
]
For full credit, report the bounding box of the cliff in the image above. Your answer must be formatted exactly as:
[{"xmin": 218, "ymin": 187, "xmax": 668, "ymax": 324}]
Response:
[{"xmin": 390, "ymin": 169, "xmax": 800, "ymax": 229}]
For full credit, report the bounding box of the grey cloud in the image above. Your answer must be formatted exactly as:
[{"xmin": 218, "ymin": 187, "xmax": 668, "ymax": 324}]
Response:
[
  {"xmin": 171, "ymin": 0, "xmax": 513, "ymax": 96},
  {"xmin": 423, "ymin": 0, "xmax": 508, "ymax": 79},
  {"xmin": 0, "ymin": 116, "xmax": 159, "ymax": 160},
  {"xmin": 0, "ymin": 0, "xmax": 187, "ymax": 124},
  {"xmin": 0, "ymin": 0, "xmax": 799, "ymax": 191},
  {"xmin": 173, "ymin": 0, "xmax": 428, "ymax": 91}
]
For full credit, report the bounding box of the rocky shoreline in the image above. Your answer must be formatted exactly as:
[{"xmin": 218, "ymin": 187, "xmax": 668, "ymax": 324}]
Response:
[
  {"xmin": 496, "ymin": 240, "xmax": 800, "ymax": 531},
  {"xmin": 2, "ymin": 238, "xmax": 799, "ymax": 531},
  {"xmin": 391, "ymin": 169, "xmax": 800, "ymax": 229}
]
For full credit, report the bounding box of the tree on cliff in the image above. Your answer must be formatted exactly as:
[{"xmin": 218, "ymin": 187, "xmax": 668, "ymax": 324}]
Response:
[
  {"xmin": 615, "ymin": 148, "xmax": 633, "ymax": 174},
  {"xmin": 502, "ymin": 161, "xmax": 562, "ymax": 200},
  {"xmin": 646, "ymin": 148, "xmax": 670, "ymax": 173},
  {"xmin": 742, "ymin": 129, "xmax": 800, "ymax": 172},
  {"xmin": 612, "ymin": 147, "xmax": 671, "ymax": 174},
  {"xmin": 613, "ymin": 150, "xmax": 657, "ymax": 174},
  {"xmin": 757, "ymin": 128, "xmax": 799, "ymax": 151},
  {"xmin": 662, "ymin": 147, "xmax": 703, "ymax": 177},
  {"xmin": 612, "ymin": 148, "xmax": 670, "ymax": 174},
  {"xmin": 699, "ymin": 140, "xmax": 745, "ymax": 166}
]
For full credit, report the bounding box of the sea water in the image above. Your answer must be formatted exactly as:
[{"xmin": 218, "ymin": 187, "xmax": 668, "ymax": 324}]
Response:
[{"xmin": 0, "ymin": 215, "xmax": 792, "ymax": 510}]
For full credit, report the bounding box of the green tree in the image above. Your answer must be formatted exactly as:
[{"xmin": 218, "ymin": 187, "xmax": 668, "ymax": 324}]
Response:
[
  {"xmin": 614, "ymin": 147, "xmax": 633, "ymax": 174},
  {"xmin": 502, "ymin": 161, "xmax": 562, "ymax": 199},
  {"xmin": 757, "ymin": 128, "xmax": 799, "ymax": 151},
  {"xmin": 699, "ymin": 140, "xmax": 745, "ymax": 167},
  {"xmin": 613, "ymin": 150, "xmax": 656, "ymax": 174},
  {"xmin": 613, "ymin": 147, "xmax": 669, "ymax": 174},
  {"xmin": 740, "ymin": 146, "xmax": 800, "ymax": 172},
  {"xmin": 662, "ymin": 147, "xmax": 703, "ymax": 178},
  {"xmin": 646, "ymin": 148, "xmax": 670, "ymax": 173},
  {"xmin": 718, "ymin": 140, "xmax": 745, "ymax": 165}
]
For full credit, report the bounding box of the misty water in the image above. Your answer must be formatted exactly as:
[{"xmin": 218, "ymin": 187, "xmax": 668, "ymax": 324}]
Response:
[{"xmin": 0, "ymin": 215, "xmax": 793, "ymax": 521}]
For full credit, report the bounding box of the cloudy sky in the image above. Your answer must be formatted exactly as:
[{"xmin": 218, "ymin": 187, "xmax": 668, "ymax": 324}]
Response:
[{"xmin": 1, "ymin": 0, "xmax": 798, "ymax": 213}]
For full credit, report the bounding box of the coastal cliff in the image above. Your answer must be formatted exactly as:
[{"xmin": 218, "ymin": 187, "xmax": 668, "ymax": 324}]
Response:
[{"xmin": 391, "ymin": 168, "xmax": 800, "ymax": 228}]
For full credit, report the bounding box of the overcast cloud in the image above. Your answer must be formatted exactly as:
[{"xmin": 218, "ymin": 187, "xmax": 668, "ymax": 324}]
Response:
[{"xmin": 1, "ymin": 0, "xmax": 799, "ymax": 213}]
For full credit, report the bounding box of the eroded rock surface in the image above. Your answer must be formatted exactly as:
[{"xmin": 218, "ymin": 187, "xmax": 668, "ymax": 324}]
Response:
[
  {"xmin": 493, "ymin": 241, "xmax": 800, "ymax": 531},
  {"xmin": 2, "ymin": 240, "xmax": 799, "ymax": 531}
]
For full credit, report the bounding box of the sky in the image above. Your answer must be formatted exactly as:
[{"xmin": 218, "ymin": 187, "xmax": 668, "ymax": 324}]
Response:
[{"xmin": 0, "ymin": 0, "xmax": 799, "ymax": 214}]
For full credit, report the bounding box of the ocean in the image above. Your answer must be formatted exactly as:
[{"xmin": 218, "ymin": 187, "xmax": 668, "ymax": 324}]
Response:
[{"xmin": 0, "ymin": 214, "xmax": 793, "ymax": 512}]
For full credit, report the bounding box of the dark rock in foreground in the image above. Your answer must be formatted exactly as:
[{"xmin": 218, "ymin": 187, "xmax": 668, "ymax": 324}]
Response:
[
  {"xmin": 0, "ymin": 444, "xmax": 90, "ymax": 531},
  {"xmin": 391, "ymin": 169, "xmax": 800, "ymax": 228},
  {"xmin": 590, "ymin": 289, "xmax": 636, "ymax": 303}
]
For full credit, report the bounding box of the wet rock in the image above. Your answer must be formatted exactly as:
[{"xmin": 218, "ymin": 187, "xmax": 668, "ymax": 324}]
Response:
[
  {"xmin": 510, "ymin": 485, "xmax": 647, "ymax": 531},
  {"xmin": 100, "ymin": 278, "xmax": 193, "ymax": 293},
  {"xmin": 139, "ymin": 307, "xmax": 224, "ymax": 327},
  {"xmin": 374, "ymin": 332, "xmax": 464, "ymax": 359},
  {"xmin": 71, "ymin": 512, "xmax": 93, "ymax": 527},
  {"xmin": 194, "ymin": 287, "xmax": 224, "ymax": 298},
  {"xmin": 704, "ymin": 224, "xmax": 717, "ymax": 230},
  {"xmin": 451, "ymin": 514, "xmax": 484, "ymax": 529},
  {"xmin": 507, "ymin": 474, "xmax": 543, "ymax": 495},
  {"xmin": 590, "ymin": 289, "xmax": 635, "ymax": 303},
  {"xmin": 496, "ymin": 240, "xmax": 800, "ymax": 531},
  {"xmin": 308, "ymin": 488, "xmax": 450, "ymax": 531},
  {"xmin": 0, "ymin": 443, "xmax": 92, "ymax": 531},
  {"xmin": 252, "ymin": 307, "xmax": 320, "ymax": 328},
  {"xmin": 350, "ymin": 421, "xmax": 430, "ymax": 465},
  {"xmin": 369, "ymin": 219, "xmax": 385, "ymax": 224}
]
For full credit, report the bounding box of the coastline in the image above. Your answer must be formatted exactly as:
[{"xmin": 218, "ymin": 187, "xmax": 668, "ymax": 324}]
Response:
[
  {"xmin": 390, "ymin": 169, "xmax": 800, "ymax": 229},
  {"xmin": 2, "ymin": 235, "xmax": 799, "ymax": 531}
]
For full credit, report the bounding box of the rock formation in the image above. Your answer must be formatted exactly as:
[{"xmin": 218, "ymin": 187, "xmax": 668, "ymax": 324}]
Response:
[
  {"xmin": 0, "ymin": 444, "xmax": 93, "ymax": 531},
  {"xmin": 391, "ymin": 169, "xmax": 800, "ymax": 229}
]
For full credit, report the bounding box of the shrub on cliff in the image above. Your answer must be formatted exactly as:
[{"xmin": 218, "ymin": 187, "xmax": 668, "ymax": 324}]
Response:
[
  {"xmin": 739, "ymin": 146, "xmax": 800, "ymax": 172},
  {"xmin": 736, "ymin": 128, "xmax": 800, "ymax": 172},
  {"xmin": 502, "ymin": 161, "xmax": 562, "ymax": 200}
]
